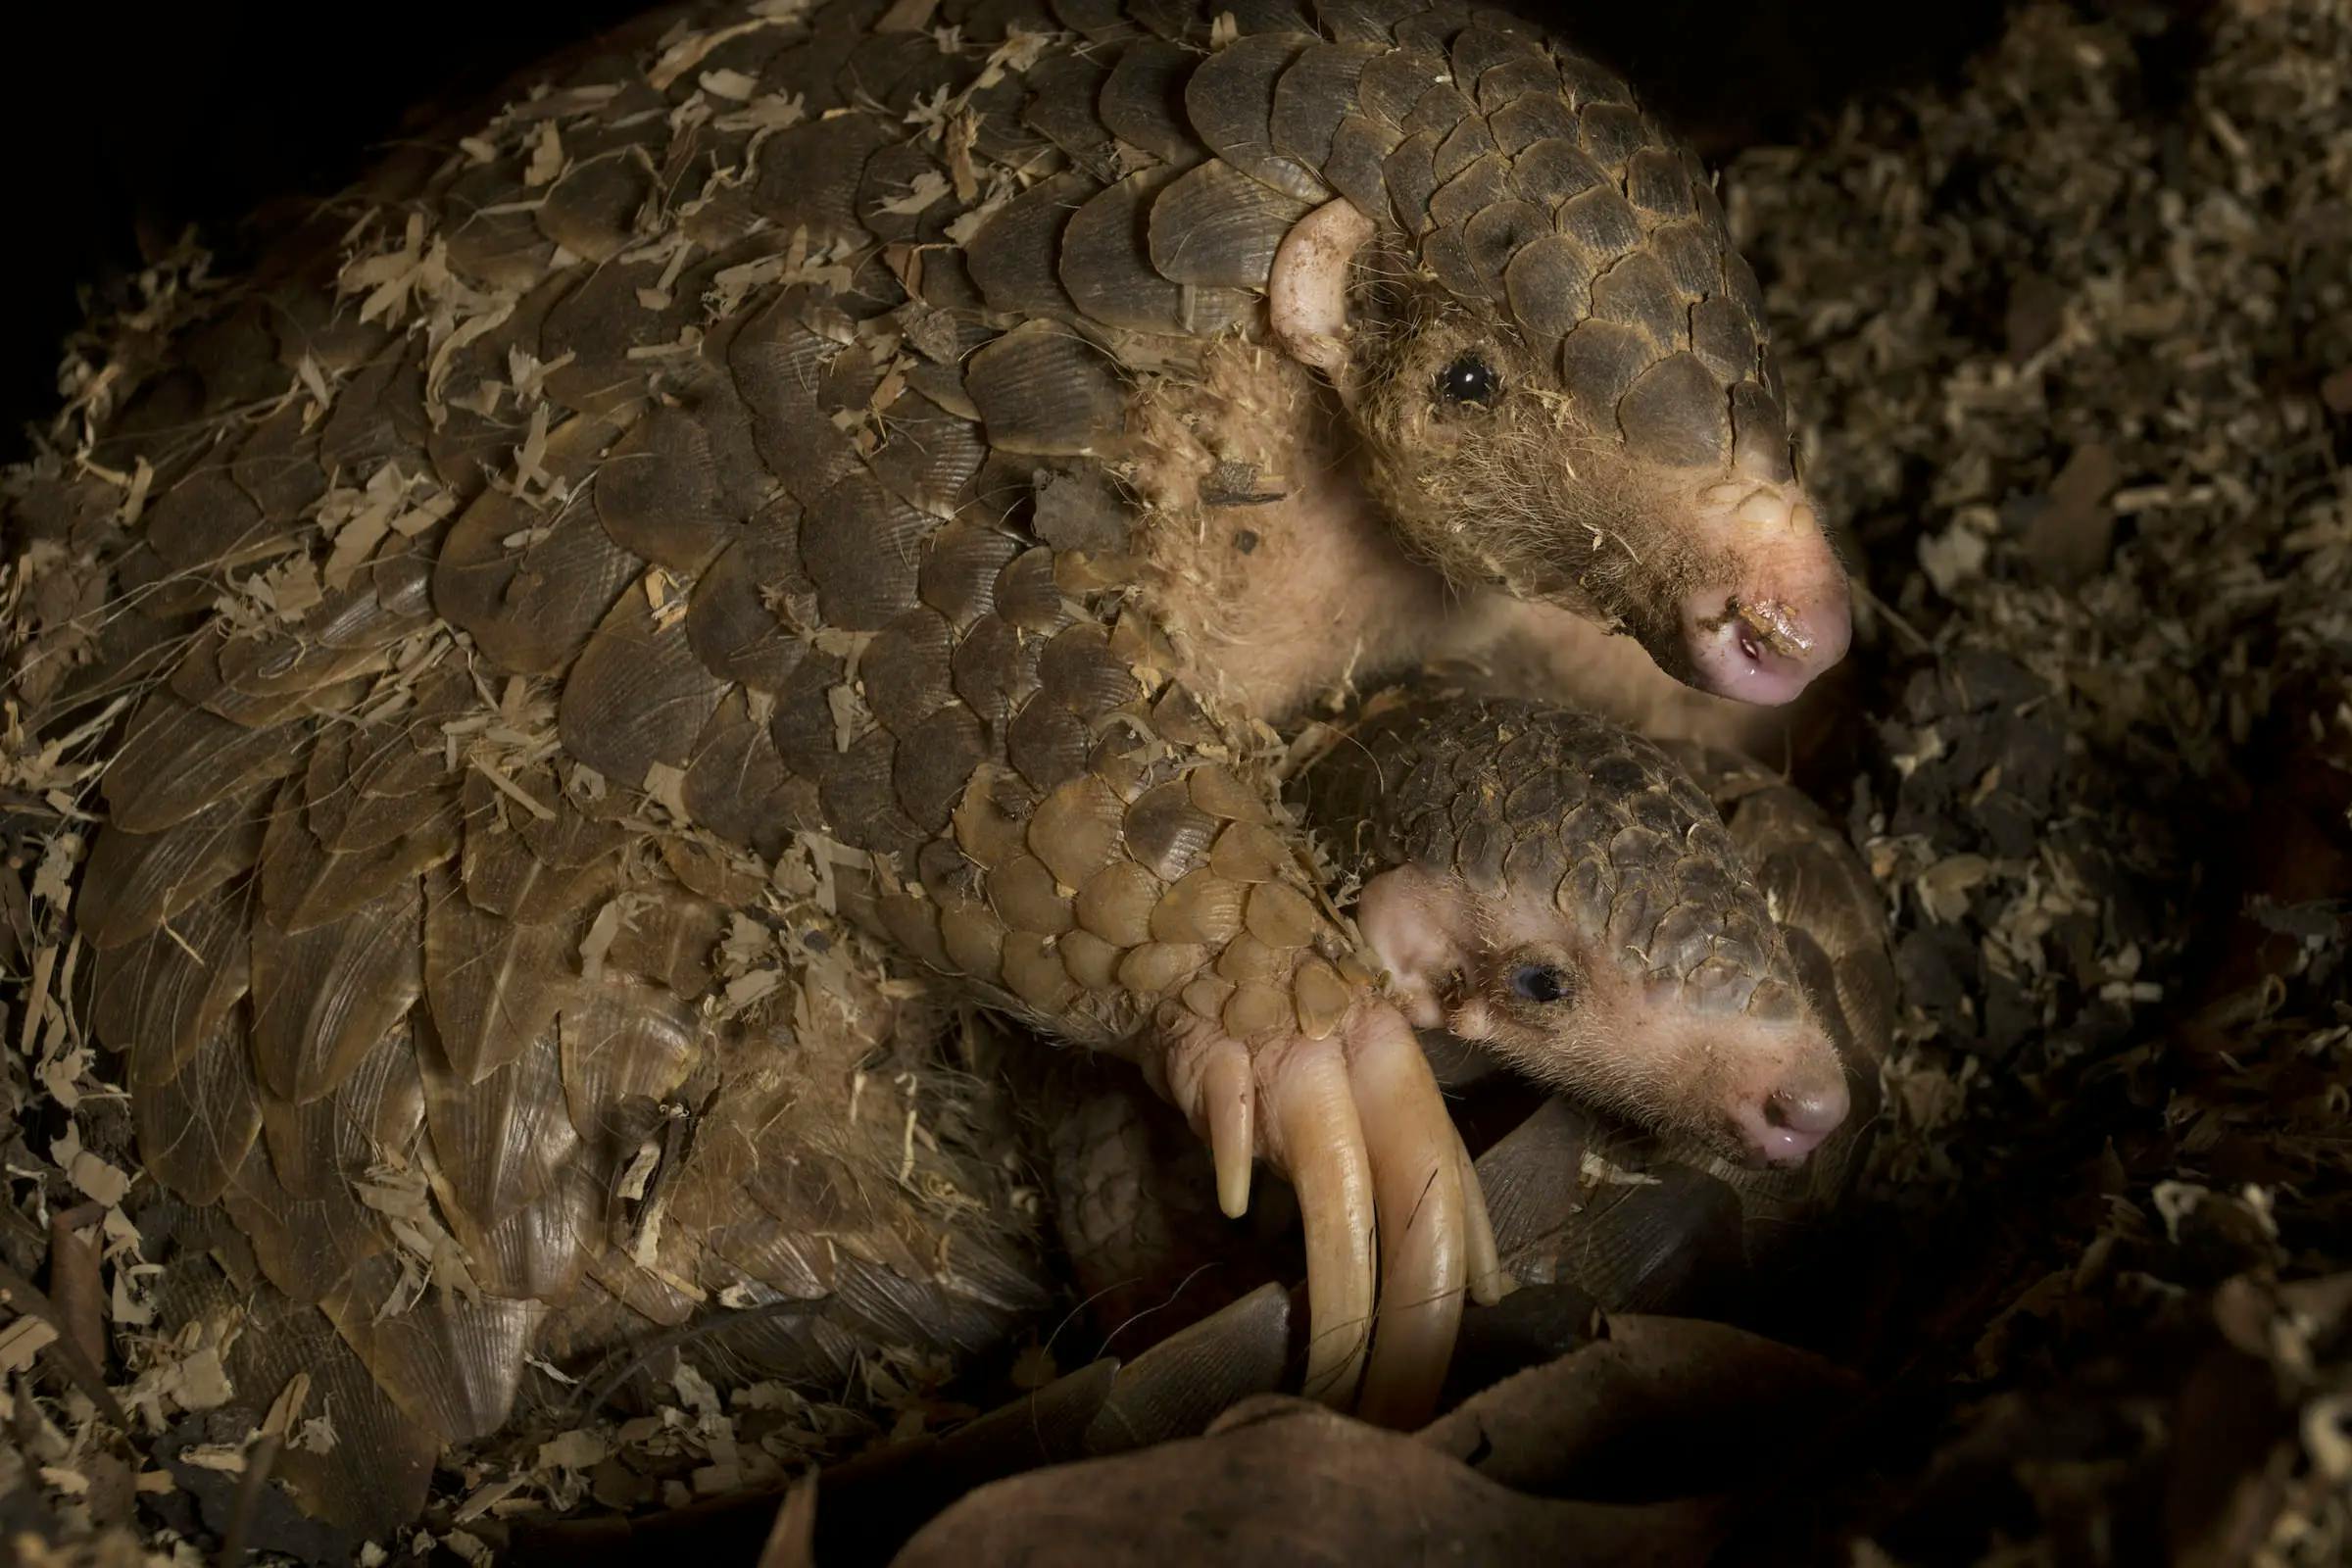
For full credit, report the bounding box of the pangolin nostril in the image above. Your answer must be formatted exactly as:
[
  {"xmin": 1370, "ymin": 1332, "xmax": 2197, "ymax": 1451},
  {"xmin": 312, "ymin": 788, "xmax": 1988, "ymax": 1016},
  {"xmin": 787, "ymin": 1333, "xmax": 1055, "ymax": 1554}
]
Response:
[
  {"xmin": 1768, "ymin": 1077, "xmax": 1850, "ymax": 1139},
  {"xmin": 1716, "ymin": 1068, "xmax": 1847, "ymax": 1168}
]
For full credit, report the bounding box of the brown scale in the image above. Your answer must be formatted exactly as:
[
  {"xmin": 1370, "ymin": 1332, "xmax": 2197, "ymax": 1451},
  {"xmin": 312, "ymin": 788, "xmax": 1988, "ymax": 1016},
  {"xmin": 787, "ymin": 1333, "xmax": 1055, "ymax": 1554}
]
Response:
[
  {"xmin": 1305, "ymin": 696, "xmax": 1811, "ymax": 1020},
  {"xmin": 1, "ymin": 0, "xmax": 1844, "ymax": 1529}
]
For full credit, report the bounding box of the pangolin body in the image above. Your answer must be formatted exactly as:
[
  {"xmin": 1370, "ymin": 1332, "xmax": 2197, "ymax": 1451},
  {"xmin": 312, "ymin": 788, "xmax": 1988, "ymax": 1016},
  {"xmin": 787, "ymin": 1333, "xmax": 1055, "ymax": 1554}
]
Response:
[{"xmin": 3, "ymin": 0, "xmax": 1843, "ymax": 1526}]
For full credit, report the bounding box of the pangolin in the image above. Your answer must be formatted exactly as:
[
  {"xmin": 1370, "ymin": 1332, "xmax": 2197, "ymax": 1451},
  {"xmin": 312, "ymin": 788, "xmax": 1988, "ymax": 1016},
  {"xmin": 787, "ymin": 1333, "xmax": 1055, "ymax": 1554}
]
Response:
[
  {"xmin": 1381, "ymin": 720, "xmax": 1893, "ymax": 1315},
  {"xmin": 127, "ymin": 905, "xmax": 1054, "ymax": 1535},
  {"xmin": 1, "ymin": 0, "xmax": 1851, "ymax": 1475},
  {"xmin": 1049, "ymin": 691, "xmax": 1890, "ymax": 1342}
]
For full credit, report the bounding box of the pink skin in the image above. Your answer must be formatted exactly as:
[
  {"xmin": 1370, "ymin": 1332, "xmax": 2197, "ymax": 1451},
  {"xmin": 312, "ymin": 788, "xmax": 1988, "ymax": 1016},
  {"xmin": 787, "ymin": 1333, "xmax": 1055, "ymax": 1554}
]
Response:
[
  {"xmin": 1715, "ymin": 1017, "xmax": 1850, "ymax": 1164},
  {"xmin": 1734, "ymin": 1080, "xmax": 1848, "ymax": 1163},
  {"xmin": 1429, "ymin": 601, "xmax": 1824, "ymax": 763},
  {"xmin": 1672, "ymin": 479, "xmax": 1854, "ymax": 707},
  {"xmin": 1268, "ymin": 199, "xmax": 1374, "ymax": 389},
  {"xmin": 1679, "ymin": 580, "xmax": 1854, "ymax": 707}
]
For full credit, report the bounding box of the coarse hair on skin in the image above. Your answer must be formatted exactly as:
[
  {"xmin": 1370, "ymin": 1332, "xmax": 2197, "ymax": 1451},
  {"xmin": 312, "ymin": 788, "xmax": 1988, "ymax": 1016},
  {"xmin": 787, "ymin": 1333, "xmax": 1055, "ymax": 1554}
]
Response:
[
  {"xmin": 1118, "ymin": 336, "xmax": 1474, "ymax": 720},
  {"xmin": 1335, "ymin": 262, "xmax": 1741, "ymax": 663}
]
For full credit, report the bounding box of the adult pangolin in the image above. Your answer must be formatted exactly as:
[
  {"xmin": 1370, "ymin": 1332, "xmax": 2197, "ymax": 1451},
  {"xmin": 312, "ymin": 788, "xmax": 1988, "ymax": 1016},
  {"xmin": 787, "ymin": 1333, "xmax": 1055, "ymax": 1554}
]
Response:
[{"xmin": 2, "ymin": 0, "xmax": 1850, "ymax": 1449}]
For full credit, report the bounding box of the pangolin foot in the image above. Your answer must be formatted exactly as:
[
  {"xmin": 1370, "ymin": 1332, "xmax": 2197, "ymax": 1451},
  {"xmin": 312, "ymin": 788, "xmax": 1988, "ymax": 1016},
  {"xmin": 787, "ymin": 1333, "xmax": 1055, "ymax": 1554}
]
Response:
[{"xmin": 1154, "ymin": 997, "xmax": 1504, "ymax": 1428}]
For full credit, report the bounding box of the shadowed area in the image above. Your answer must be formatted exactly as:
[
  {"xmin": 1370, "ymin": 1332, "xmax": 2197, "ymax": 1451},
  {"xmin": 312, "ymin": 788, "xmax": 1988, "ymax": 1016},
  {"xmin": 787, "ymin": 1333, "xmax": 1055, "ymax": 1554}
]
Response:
[{"xmin": 0, "ymin": 0, "xmax": 2018, "ymax": 465}]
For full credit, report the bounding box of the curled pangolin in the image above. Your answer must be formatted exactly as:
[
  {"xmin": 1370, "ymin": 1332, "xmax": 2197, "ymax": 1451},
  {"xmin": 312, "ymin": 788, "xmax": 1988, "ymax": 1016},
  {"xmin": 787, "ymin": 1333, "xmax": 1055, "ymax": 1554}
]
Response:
[{"xmin": 1, "ymin": 0, "xmax": 1854, "ymax": 1501}]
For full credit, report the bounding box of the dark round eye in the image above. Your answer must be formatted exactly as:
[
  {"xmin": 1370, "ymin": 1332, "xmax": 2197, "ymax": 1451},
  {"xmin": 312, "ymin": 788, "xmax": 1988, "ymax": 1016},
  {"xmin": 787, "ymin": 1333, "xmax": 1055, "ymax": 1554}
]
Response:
[
  {"xmin": 1436, "ymin": 353, "xmax": 1500, "ymax": 407},
  {"xmin": 1508, "ymin": 963, "xmax": 1570, "ymax": 1004}
]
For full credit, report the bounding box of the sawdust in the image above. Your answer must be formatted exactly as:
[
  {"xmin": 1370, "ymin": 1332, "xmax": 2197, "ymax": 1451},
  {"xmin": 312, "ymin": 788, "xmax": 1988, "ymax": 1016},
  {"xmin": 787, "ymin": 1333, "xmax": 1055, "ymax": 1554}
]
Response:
[{"xmin": 1718, "ymin": 1, "xmax": 2352, "ymax": 1558}]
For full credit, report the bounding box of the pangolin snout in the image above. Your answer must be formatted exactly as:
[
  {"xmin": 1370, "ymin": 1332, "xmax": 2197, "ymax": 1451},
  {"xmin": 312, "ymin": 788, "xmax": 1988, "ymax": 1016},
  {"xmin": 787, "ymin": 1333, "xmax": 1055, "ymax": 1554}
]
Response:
[
  {"xmin": 1726, "ymin": 1057, "xmax": 1851, "ymax": 1166},
  {"xmin": 1677, "ymin": 578, "xmax": 1853, "ymax": 707}
]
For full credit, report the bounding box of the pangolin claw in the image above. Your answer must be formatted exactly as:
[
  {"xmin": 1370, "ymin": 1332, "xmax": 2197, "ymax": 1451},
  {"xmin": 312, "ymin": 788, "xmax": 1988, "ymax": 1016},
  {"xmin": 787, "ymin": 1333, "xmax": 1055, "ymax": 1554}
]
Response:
[
  {"xmin": 1202, "ymin": 1048, "xmax": 1255, "ymax": 1219},
  {"xmin": 1346, "ymin": 1004, "xmax": 1469, "ymax": 1428},
  {"xmin": 1273, "ymin": 1037, "xmax": 1381, "ymax": 1406},
  {"xmin": 1454, "ymin": 1122, "xmax": 1512, "ymax": 1309}
]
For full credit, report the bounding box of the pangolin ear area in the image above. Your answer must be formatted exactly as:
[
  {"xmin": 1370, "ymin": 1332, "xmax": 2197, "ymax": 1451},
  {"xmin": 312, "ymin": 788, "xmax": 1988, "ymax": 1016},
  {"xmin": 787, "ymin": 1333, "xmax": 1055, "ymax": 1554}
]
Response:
[
  {"xmin": 1354, "ymin": 861, "xmax": 1478, "ymax": 1033},
  {"xmin": 1268, "ymin": 196, "xmax": 1377, "ymax": 405}
]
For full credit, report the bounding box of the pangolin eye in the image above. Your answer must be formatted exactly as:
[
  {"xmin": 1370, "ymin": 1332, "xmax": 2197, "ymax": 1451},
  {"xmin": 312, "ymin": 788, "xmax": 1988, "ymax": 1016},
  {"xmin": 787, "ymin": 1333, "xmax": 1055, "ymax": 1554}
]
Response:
[
  {"xmin": 1436, "ymin": 353, "xmax": 1500, "ymax": 407},
  {"xmin": 1507, "ymin": 963, "xmax": 1570, "ymax": 1004}
]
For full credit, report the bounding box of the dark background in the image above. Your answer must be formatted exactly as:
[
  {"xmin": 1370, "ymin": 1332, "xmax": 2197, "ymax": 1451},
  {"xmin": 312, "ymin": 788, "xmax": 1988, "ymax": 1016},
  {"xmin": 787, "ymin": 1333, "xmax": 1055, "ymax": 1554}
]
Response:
[{"xmin": 0, "ymin": 0, "xmax": 2032, "ymax": 463}]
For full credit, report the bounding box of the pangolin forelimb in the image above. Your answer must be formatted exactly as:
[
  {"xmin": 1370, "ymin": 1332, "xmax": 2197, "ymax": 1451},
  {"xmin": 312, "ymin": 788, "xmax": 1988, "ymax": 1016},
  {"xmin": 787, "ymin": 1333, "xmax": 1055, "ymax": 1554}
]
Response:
[{"xmin": 1150, "ymin": 984, "xmax": 1496, "ymax": 1427}]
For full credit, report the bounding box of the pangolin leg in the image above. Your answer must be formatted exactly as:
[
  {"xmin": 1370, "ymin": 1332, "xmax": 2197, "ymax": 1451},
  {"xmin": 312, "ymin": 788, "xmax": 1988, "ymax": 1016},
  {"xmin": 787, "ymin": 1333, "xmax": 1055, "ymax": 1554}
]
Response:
[{"xmin": 1343, "ymin": 1005, "xmax": 1468, "ymax": 1429}]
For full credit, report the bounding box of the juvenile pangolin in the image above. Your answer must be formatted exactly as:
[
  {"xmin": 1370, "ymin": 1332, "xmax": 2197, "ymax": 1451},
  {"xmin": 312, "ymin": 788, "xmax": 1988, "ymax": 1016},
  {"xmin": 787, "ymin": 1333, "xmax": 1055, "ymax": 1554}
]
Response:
[
  {"xmin": 1337, "ymin": 713, "xmax": 1891, "ymax": 1306},
  {"xmin": 1310, "ymin": 693, "xmax": 1854, "ymax": 1165},
  {"xmin": 1496, "ymin": 731, "xmax": 1891, "ymax": 1307},
  {"xmin": 2, "ymin": 0, "xmax": 1851, "ymax": 1457},
  {"xmin": 1053, "ymin": 693, "xmax": 1888, "ymax": 1335}
]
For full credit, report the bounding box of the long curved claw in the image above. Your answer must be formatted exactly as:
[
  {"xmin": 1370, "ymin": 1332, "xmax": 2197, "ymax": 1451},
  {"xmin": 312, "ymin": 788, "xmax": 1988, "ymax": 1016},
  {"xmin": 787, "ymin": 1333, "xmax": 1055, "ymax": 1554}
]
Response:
[
  {"xmin": 1344, "ymin": 1006, "xmax": 1467, "ymax": 1429},
  {"xmin": 1453, "ymin": 1122, "xmax": 1512, "ymax": 1308},
  {"xmin": 1269, "ymin": 1039, "xmax": 1378, "ymax": 1406}
]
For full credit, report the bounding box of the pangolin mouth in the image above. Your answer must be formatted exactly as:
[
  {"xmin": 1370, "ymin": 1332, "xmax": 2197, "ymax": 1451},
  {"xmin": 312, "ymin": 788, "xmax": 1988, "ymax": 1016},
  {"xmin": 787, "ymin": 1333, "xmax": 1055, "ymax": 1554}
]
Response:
[
  {"xmin": 1678, "ymin": 587, "xmax": 1852, "ymax": 707},
  {"xmin": 1709, "ymin": 598, "xmax": 1816, "ymax": 661}
]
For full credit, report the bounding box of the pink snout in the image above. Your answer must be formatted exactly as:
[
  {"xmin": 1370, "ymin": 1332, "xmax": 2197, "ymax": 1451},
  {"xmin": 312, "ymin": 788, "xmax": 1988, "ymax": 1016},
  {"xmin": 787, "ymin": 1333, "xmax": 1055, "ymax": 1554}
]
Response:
[
  {"xmin": 1727, "ymin": 1065, "xmax": 1851, "ymax": 1167},
  {"xmin": 1680, "ymin": 583, "xmax": 1853, "ymax": 707}
]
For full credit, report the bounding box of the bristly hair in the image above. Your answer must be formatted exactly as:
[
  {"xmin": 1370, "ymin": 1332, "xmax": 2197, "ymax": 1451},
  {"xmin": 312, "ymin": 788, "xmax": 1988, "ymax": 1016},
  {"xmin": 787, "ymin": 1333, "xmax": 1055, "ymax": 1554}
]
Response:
[{"xmin": 1338, "ymin": 260, "xmax": 1750, "ymax": 639}]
